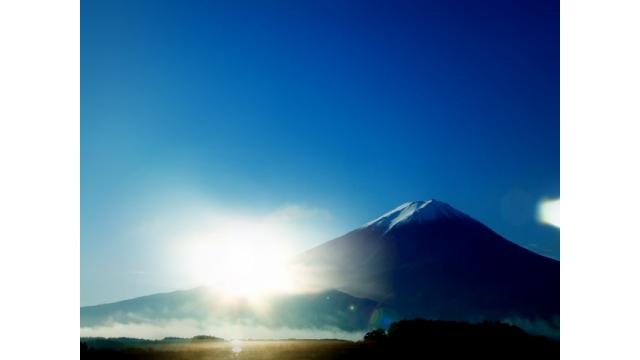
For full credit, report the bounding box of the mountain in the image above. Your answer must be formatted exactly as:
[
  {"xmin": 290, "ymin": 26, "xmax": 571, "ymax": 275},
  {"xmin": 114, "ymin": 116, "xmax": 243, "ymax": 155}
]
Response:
[
  {"xmin": 81, "ymin": 287, "xmax": 387, "ymax": 334},
  {"xmin": 292, "ymin": 200, "xmax": 559, "ymax": 332},
  {"xmin": 81, "ymin": 199, "xmax": 559, "ymax": 338}
]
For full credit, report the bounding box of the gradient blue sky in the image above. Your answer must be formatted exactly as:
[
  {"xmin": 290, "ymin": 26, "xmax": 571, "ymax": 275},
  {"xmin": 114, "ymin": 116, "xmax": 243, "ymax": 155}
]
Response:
[{"xmin": 82, "ymin": 0, "xmax": 559, "ymax": 306}]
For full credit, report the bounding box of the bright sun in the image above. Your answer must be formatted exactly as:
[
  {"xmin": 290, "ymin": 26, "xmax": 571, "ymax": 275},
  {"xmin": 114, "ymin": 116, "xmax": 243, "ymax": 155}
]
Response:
[{"xmin": 185, "ymin": 218, "xmax": 296, "ymax": 299}]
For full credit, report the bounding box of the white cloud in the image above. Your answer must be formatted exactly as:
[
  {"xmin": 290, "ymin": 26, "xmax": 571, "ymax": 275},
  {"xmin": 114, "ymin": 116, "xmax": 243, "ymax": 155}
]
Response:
[{"xmin": 267, "ymin": 204, "xmax": 333, "ymax": 223}]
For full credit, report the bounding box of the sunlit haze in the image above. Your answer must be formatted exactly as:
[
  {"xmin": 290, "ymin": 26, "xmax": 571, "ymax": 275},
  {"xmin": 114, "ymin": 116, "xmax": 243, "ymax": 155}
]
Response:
[{"xmin": 183, "ymin": 217, "xmax": 297, "ymax": 299}]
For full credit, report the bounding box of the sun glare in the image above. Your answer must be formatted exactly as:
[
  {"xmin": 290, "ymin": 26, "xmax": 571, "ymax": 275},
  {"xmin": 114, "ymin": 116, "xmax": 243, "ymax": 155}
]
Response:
[
  {"xmin": 185, "ymin": 217, "xmax": 296, "ymax": 300},
  {"xmin": 537, "ymin": 198, "xmax": 560, "ymax": 228}
]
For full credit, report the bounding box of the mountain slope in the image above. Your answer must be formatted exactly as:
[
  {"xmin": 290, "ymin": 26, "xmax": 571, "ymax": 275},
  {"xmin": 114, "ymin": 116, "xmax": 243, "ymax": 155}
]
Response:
[
  {"xmin": 292, "ymin": 200, "xmax": 559, "ymax": 328},
  {"xmin": 81, "ymin": 287, "xmax": 387, "ymax": 333}
]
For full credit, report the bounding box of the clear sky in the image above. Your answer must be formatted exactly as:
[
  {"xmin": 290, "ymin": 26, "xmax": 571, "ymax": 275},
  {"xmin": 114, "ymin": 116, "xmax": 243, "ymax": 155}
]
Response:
[{"xmin": 81, "ymin": 0, "xmax": 559, "ymax": 306}]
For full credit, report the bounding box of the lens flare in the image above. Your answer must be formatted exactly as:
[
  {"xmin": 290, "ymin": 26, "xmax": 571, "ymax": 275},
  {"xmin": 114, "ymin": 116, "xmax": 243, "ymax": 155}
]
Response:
[
  {"xmin": 537, "ymin": 198, "xmax": 560, "ymax": 228},
  {"xmin": 230, "ymin": 339, "xmax": 242, "ymax": 354}
]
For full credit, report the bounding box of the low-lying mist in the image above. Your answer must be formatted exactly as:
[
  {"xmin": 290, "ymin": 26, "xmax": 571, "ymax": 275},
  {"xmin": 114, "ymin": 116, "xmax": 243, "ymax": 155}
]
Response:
[{"xmin": 80, "ymin": 319, "xmax": 364, "ymax": 341}]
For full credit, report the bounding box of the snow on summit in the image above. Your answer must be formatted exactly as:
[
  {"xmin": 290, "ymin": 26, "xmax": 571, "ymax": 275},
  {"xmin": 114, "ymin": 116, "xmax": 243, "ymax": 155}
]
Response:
[{"xmin": 365, "ymin": 199, "xmax": 468, "ymax": 232}]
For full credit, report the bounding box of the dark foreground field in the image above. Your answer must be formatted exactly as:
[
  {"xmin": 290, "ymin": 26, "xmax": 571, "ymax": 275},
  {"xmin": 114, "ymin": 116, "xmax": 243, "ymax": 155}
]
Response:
[
  {"xmin": 82, "ymin": 340, "xmax": 359, "ymax": 360},
  {"xmin": 81, "ymin": 319, "xmax": 559, "ymax": 360}
]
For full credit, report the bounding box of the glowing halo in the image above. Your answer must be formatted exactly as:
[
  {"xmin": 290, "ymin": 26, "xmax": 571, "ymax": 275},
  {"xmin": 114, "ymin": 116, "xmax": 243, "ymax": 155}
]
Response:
[{"xmin": 537, "ymin": 198, "xmax": 560, "ymax": 228}]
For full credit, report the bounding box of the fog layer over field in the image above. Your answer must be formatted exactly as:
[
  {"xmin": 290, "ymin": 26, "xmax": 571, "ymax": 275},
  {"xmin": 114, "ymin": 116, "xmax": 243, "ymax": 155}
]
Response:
[{"xmin": 80, "ymin": 319, "xmax": 364, "ymax": 340}]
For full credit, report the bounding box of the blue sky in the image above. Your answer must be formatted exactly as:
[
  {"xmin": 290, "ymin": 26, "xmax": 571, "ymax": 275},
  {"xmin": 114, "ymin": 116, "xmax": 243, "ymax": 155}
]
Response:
[{"xmin": 82, "ymin": 0, "xmax": 559, "ymax": 306}]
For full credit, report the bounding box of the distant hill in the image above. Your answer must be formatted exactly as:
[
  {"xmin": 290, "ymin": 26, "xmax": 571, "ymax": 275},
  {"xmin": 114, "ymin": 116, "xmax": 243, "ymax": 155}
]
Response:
[
  {"xmin": 80, "ymin": 335, "xmax": 223, "ymax": 350},
  {"xmin": 81, "ymin": 287, "xmax": 386, "ymax": 333}
]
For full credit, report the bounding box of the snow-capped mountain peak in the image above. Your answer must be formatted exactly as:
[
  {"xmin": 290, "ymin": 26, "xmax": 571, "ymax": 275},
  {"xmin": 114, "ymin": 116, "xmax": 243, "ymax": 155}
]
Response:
[
  {"xmin": 296, "ymin": 199, "xmax": 559, "ymax": 335},
  {"xmin": 365, "ymin": 199, "xmax": 468, "ymax": 232}
]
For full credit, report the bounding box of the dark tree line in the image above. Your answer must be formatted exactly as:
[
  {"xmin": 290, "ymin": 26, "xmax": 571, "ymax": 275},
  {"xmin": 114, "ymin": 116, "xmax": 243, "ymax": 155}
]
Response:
[{"xmin": 361, "ymin": 319, "xmax": 558, "ymax": 359}]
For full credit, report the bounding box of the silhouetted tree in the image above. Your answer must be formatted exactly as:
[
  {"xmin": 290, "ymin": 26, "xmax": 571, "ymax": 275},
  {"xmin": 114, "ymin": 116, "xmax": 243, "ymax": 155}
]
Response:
[{"xmin": 363, "ymin": 328, "xmax": 387, "ymax": 342}]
